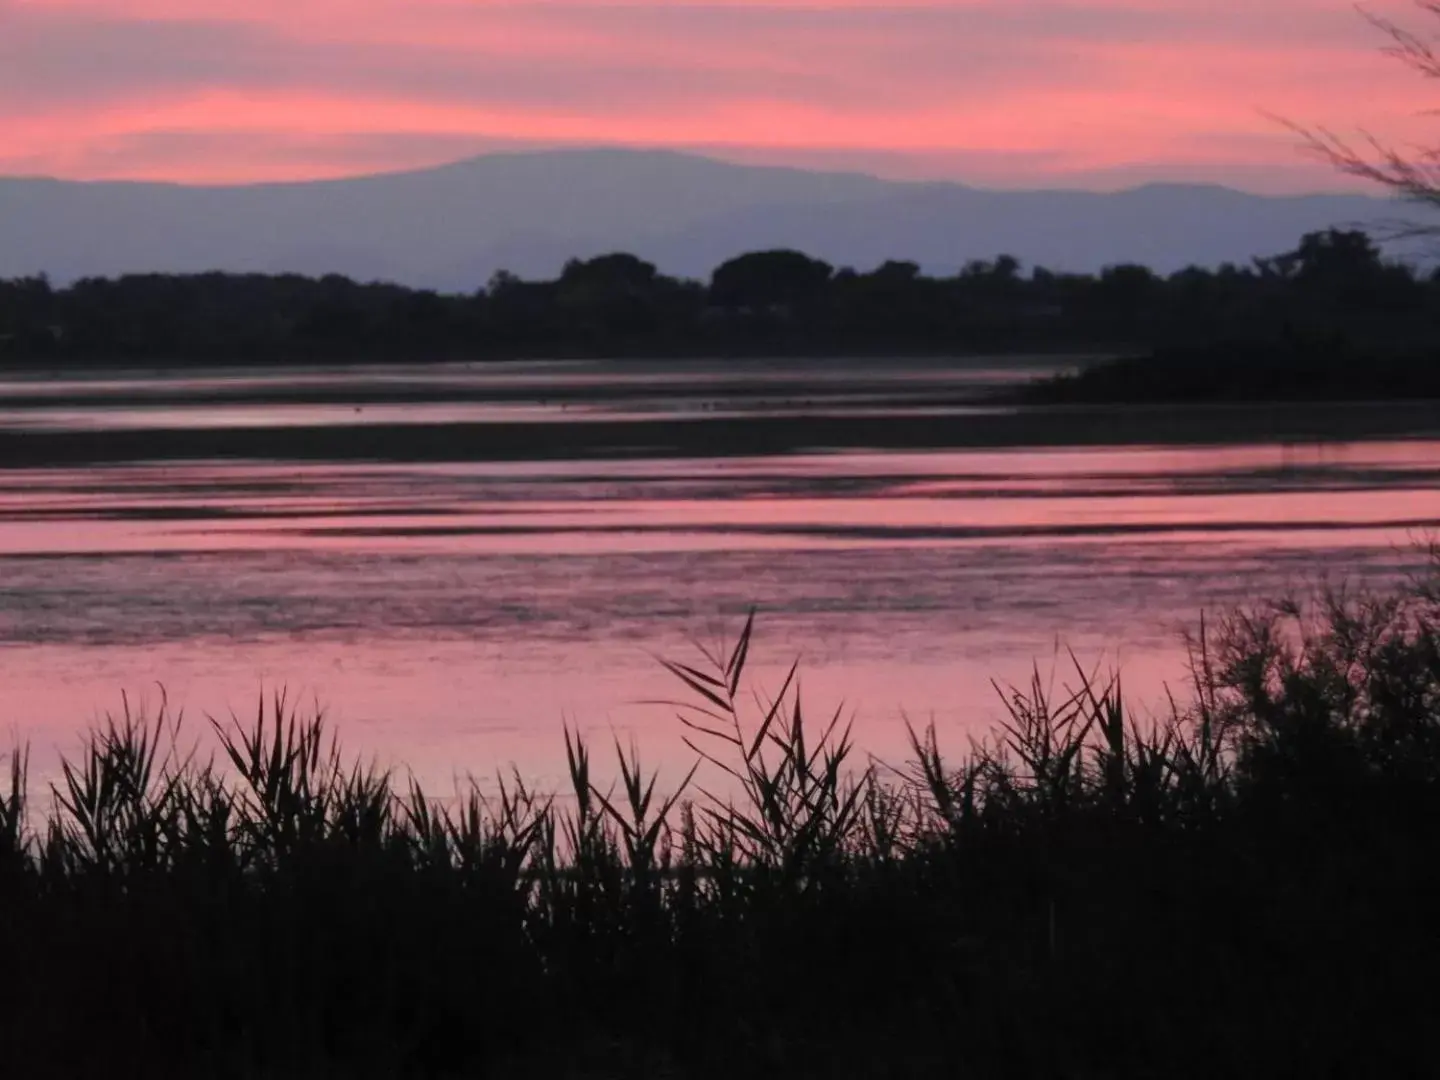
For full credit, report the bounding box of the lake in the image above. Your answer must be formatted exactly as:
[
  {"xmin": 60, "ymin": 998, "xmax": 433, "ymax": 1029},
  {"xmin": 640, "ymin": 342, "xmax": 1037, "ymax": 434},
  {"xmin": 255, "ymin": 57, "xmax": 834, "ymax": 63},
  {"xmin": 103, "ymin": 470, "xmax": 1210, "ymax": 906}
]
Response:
[{"xmin": 3, "ymin": 358, "xmax": 1439, "ymax": 793}]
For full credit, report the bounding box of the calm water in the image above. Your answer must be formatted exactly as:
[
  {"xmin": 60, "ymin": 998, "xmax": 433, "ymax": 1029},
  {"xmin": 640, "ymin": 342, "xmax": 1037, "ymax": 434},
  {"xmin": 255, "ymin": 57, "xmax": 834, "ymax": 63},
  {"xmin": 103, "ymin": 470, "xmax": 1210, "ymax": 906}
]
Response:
[{"xmin": 2, "ymin": 360, "xmax": 1438, "ymax": 792}]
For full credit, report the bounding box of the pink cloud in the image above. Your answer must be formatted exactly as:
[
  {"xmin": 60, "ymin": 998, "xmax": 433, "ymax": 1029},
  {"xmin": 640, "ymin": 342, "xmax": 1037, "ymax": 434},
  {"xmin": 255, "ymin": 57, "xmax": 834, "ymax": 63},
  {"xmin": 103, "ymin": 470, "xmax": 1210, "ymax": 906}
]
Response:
[{"xmin": 1, "ymin": 0, "xmax": 1433, "ymax": 189}]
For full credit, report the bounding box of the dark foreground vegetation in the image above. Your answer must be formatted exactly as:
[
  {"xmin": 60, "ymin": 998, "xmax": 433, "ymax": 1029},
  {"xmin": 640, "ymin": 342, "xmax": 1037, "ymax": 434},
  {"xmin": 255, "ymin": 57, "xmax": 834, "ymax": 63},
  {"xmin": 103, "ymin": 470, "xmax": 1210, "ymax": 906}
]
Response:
[
  {"xmin": 2, "ymin": 575, "xmax": 1439, "ymax": 1078},
  {"xmin": 2, "ymin": 228, "xmax": 1437, "ymax": 380}
]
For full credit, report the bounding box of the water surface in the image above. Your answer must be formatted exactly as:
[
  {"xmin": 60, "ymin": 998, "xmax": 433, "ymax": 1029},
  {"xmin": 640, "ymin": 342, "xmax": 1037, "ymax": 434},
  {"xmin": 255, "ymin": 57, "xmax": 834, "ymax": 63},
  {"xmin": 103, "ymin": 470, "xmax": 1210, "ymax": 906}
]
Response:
[{"xmin": 2, "ymin": 360, "xmax": 1436, "ymax": 792}]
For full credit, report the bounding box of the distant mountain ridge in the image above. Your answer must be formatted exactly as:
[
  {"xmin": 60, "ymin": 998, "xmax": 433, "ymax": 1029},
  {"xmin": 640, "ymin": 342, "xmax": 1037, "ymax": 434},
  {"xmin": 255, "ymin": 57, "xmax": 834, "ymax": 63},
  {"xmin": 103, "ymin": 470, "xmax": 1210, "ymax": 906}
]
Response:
[{"xmin": 0, "ymin": 148, "xmax": 1408, "ymax": 289}]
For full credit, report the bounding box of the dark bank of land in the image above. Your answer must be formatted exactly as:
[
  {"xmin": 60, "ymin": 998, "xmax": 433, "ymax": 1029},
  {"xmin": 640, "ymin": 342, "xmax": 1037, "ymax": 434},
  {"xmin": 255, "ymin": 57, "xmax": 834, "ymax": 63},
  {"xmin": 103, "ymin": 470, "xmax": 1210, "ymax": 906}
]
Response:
[
  {"xmin": 6, "ymin": 401, "xmax": 1440, "ymax": 467},
  {"xmin": 1020, "ymin": 336, "xmax": 1440, "ymax": 405},
  {"xmin": 2, "ymin": 582, "xmax": 1438, "ymax": 1078},
  {"xmin": 2, "ymin": 229, "xmax": 1436, "ymax": 387}
]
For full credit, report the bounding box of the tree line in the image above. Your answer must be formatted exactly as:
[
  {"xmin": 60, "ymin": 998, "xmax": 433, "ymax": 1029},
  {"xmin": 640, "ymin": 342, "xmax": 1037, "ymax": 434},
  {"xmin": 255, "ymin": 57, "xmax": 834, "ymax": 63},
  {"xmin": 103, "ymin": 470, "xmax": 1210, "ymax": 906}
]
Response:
[{"xmin": 0, "ymin": 228, "xmax": 1434, "ymax": 366}]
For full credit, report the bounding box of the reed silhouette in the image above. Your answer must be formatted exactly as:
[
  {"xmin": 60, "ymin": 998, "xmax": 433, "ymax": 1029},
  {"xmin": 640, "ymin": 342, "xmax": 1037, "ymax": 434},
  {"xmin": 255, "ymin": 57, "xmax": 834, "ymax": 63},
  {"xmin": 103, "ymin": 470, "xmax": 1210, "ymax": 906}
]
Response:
[{"xmin": 1, "ymin": 576, "xmax": 1438, "ymax": 1077}]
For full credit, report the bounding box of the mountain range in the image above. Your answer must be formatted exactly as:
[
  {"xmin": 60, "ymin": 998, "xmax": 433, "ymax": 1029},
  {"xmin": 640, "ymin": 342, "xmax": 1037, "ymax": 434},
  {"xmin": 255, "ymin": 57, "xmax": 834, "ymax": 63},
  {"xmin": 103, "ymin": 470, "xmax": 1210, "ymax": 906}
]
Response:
[{"xmin": 0, "ymin": 148, "xmax": 1409, "ymax": 290}]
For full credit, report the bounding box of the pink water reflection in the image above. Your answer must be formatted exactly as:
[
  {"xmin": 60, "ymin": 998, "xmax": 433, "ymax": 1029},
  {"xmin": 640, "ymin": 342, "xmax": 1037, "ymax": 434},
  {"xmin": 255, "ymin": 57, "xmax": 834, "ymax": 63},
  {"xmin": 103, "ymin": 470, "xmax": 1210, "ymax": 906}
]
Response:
[
  {"xmin": 1, "ymin": 632, "xmax": 1205, "ymax": 799},
  {"xmin": 1, "ymin": 439, "xmax": 1437, "ymax": 795}
]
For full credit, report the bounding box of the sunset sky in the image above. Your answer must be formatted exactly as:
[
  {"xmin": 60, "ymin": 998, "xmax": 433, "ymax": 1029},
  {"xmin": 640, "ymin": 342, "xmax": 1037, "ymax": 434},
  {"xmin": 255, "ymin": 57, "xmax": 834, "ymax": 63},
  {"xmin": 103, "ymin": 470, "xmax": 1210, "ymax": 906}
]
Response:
[{"xmin": 0, "ymin": 0, "xmax": 1432, "ymax": 191}]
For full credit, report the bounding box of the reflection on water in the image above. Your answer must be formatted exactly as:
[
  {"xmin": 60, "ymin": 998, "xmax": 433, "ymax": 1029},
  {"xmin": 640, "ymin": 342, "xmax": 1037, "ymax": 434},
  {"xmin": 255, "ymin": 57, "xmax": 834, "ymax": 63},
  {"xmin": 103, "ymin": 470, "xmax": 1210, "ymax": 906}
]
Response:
[
  {"xmin": 2, "ymin": 444, "xmax": 1438, "ymax": 555},
  {"xmin": 0, "ymin": 356, "xmax": 1071, "ymax": 398},
  {"xmin": 0, "ymin": 401, "xmax": 1012, "ymax": 431},
  {"xmin": 0, "ymin": 361, "xmax": 1437, "ymax": 792}
]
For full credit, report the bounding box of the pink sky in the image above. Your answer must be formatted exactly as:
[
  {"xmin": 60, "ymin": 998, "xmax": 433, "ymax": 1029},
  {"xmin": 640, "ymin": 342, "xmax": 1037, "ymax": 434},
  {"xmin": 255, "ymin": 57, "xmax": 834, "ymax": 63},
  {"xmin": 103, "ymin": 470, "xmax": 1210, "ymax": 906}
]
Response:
[{"xmin": 0, "ymin": 0, "xmax": 1433, "ymax": 191}]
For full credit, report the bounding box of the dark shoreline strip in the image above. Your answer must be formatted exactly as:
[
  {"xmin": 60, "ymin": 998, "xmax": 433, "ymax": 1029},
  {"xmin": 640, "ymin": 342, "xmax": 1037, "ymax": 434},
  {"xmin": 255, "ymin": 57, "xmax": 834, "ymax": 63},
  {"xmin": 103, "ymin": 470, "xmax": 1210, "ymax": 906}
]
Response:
[
  {"xmin": 4, "ymin": 402, "xmax": 1440, "ymax": 466},
  {"xmin": 228, "ymin": 517, "xmax": 1440, "ymax": 541}
]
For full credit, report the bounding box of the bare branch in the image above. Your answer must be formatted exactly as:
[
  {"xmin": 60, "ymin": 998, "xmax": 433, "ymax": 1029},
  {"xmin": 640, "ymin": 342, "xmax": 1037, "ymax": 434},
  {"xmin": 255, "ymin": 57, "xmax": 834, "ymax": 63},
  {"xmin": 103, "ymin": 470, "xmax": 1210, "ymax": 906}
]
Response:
[{"xmin": 1273, "ymin": 4, "xmax": 1440, "ymax": 237}]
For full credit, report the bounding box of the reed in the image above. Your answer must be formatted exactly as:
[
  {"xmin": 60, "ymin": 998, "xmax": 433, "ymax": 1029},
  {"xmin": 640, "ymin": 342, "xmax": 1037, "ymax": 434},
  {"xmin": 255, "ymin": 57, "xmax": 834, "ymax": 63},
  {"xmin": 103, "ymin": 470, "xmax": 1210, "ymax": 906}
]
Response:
[{"xmin": 1, "ymin": 581, "xmax": 1437, "ymax": 1078}]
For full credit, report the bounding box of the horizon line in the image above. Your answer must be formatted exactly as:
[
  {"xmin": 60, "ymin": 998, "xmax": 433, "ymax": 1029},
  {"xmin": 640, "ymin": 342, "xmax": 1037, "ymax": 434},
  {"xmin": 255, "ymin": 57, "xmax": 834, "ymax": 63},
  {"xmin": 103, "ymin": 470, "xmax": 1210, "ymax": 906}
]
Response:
[{"xmin": 0, "ymin": 145, "xmax": 1386, "ymax": 203}]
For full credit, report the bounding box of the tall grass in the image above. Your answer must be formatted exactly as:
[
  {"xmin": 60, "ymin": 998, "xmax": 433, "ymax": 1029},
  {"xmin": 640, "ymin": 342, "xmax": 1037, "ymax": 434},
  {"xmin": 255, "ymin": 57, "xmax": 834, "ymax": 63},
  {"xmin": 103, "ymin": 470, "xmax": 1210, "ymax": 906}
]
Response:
[{"xmin": 1, "ymin": 585, "xmax": 1438, "ymax": 1078}]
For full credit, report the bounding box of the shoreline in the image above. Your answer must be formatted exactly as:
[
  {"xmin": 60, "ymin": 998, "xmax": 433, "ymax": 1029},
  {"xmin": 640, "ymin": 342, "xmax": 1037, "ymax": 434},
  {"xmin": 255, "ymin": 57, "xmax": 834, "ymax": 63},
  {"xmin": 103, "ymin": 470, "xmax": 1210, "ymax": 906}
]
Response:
[{"xmin": 3, "ymin": 399, "xmax": 1440, "ymax": 467}]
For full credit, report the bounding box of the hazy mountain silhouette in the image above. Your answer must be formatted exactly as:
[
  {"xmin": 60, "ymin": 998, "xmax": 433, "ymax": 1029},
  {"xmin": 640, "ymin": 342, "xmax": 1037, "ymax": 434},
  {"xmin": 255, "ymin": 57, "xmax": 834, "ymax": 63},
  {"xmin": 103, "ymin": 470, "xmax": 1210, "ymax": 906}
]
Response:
[{"xmin": 0, "ymin": 148, "xmax": 1405, "ymax": 288}]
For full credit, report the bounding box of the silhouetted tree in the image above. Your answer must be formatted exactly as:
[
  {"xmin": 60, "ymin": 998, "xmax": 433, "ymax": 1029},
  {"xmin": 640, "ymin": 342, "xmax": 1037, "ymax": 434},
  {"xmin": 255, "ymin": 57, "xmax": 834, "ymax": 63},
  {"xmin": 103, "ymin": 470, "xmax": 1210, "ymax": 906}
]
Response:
[
  {"xmin": 557, "ymin": 254, "xmax": 669, "ymax": 342},
  {"xmin": 486, "ymin": 270, "xmax": 521, "ymax": 295},
  {"xmin": 1255, "ymin": 230, "xmax": 1379, "ymax": 281},
  {"xmin": 709, "ymin": 250, "xmax": 833, "ymax": 311},
  {"xmin": 872, "ymin": 259, "xmax": 921, "ymax": 283},
  {"xmin": 559, "ymin": 253, "xmax": 658, "ymax": 291},
  {"xmin": 961, "ymin": 255, "xmax": 1022, "ymax": 284}
]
